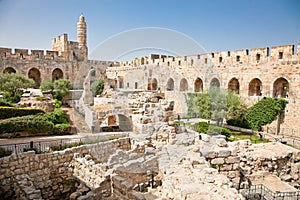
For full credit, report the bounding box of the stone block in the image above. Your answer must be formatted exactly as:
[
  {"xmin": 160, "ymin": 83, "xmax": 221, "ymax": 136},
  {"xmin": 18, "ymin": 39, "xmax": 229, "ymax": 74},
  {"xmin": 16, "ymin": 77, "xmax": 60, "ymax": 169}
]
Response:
[
  {"xmin": 217, "ymin": 149, "xmax": 231, "ymax": 158},
  {"xmin": 220, "ymin": 164, "xmax": 232, "ymax": 171},
  {"xmin": 211, "ymin": 158, "xmax": 225, "ymax": 165},
  {"xmin": 225, "ymin": 156, "xmax": 240, "ymax": 164}
]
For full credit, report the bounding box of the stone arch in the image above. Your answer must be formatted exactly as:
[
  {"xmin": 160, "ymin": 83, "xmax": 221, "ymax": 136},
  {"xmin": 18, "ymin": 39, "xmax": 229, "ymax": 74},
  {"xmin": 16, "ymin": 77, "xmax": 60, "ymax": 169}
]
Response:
[
  {"xmin": 166, "ymin": 78, "xmax": 174, "ymax": 91},
  {"xmin": 52, "ymin": 68, "xmax": 64, "ymax": 81},
  {"xmin": 180, "ymin": 78, "xmax": 188, "ymax": 91},
  {"xmin": 248, "ymin": 78, "xmax": 262, "ymax": 96},
  {"xmin": 28, "ymin": 68, "xmax": 41, "ymax": 88},
  {"xmin": 228, "ymin": 78, "xmax": 240, "ymax": 94},
  {"xmin": 3, "ymin": 67, "xmax": 16, "ymax": 74},
  {"xmin": 194, "ymin": 77, "xmax": 203, "ymax": 92},
  {"xmin": 273, "ymin": 77, "xmax": 289, "ymax": 98},
  {"xmin": 210, "ymin": 78, "xmax": 220, "ymax": 88},
  {"xmin": 118, "ymin": 114, "xmax": 132, "ymax": 131},
  {"xmin": 151, "ymin": 78, "xmax": 158, "ymax": 90}
]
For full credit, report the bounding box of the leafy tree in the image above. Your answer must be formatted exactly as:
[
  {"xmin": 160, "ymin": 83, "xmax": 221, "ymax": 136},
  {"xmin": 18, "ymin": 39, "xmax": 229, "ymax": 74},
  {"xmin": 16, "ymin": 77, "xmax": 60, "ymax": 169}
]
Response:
[
  {"xmin": 53, "ymin": 79, "xmax": 71, "ymax": 100},
  {"xmin": 40, "ymin": 80, "xmax": 54, "ymax": 93},
  {"xmin": 209, "ymin": 87, "xmax": 227, "ymax": 125},
  {"xmin": 226, "ymin": 91, "xmax": 248, "ymax": 119},
  {"xmin": 246, "ymin": 97, "xmax": 288, "ymax": 130},
  {"xmin": 40, "ymin": 79, "xmax": 71, "ymax": 101},
  {"xmin": 90, "ymin": 80, "xmax": 105, "ymax": 96},
  {"xmin": 0, "ymin": 73, "xmax": 34, "ymax": 103},
  {"xmin": 186, "ymin": 93, "xmax": 211, "ymax": 119}
]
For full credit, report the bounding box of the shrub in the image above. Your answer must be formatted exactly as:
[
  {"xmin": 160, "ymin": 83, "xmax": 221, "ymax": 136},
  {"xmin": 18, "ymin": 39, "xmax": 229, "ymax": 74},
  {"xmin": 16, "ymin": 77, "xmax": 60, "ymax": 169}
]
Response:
[
  {"xmin": 54, "ymin": 99, "xmax": 62, "ymax": 108},
  {"xmin": 226, "ymin": 119, "xmax": 250, "ymax": 129},
  {"xmin": 0, "ymin": 114, "xmax": 54, "ymax": 134},
  {"xmin": 0, "ymin": 107, "xmax": 45, "ymax": 119},
  {"xmin": 53, "ymin": 123, "xmax": 71, "ymax": 135},
  {"xmin": 0, "ymin": 101, "xmax": 13, "ymax": 107},
  {"xmin": 197, "ymin": 122, "xmax": 209, "ymax": 133},
  {"xmin": 45, "ymin": 108, "xmax": 69, "ymax": 124}
]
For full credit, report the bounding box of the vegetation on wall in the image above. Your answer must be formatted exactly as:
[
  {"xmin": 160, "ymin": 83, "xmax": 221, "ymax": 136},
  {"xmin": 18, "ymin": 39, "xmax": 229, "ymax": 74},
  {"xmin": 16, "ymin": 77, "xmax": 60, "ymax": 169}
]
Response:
[
  {"xmin": 90, "ymin": 79, "xmax": 105, "ymax": 96},
  {"xmin": 0, "ymin": 73, "xmax": 35, "ymax": 103},
  {"xmin": 246, "ymin": 97, "xmax": 288, "ymax": 130}
]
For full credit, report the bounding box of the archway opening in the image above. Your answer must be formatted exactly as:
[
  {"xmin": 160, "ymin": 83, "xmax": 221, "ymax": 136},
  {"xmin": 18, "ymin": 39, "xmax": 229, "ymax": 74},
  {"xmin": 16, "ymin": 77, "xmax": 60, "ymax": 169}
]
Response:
[
  {"xmin": 228, "ymin": 78, "xmax": 240, "ymax": 94},
  {"xmin": 273, "ymin": 77, "xmax": 289, "ymax": 98},
  {"xmin": 248, "ymin": 78, "xmax": 262, "ymax": 96},
  {"xmin": 166, "ymin": 78, "xmax": 174, "ymax": 91},
  {"xmin": 52, "ymin": 68, "xmax": 64, "ymax": 81},
  {"xmin": 151, "ymin": 78, "xmax": 158, "ymax": 90},
  {"xmin": 3, "ymin": 67, "xmax": 16, "ymax": 74},
  {"xmin": 210, "ymin": 78, "xmax": 220, "ymax": 88},
  {"xmin": 28, "ymin": 68, "xmax": 41, "ymax": 88},
  {"xmin": 194, "ymin": 78, "xmax": 203, "ymax": 92},
  {"xmin": 180, "ymin": 78, "xmax": 188, "ymax": 91}
]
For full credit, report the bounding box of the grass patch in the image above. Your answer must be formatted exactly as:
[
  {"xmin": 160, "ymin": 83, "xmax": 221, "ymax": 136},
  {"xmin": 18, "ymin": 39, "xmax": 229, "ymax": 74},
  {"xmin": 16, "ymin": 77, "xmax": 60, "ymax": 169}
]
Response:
[{"xmin": 228, "ymin": 131, "xmax": 269, "ymax": 144}]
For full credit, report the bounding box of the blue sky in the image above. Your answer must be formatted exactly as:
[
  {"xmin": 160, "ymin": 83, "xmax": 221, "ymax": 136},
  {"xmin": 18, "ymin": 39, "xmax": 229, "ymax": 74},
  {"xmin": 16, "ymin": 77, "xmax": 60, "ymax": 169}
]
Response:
[{"xmin": 0, "ymin": 0, "xmax": 299, "ymax": 61}]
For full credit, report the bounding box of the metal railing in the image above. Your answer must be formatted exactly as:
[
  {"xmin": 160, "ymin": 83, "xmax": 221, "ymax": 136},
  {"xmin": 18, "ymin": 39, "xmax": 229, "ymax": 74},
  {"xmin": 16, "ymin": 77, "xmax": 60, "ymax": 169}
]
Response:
[
  {"xmin": 0, "ymin": 132, "xmax": 129, "ymax": 155},
  {"xmin": 241, "ymin": 184, "xmax": 300, "ymax": 200}
]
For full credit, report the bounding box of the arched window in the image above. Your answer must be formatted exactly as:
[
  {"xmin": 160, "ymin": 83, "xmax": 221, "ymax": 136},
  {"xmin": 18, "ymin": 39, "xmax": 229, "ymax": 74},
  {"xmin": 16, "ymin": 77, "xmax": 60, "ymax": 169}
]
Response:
[
  {"xmin": 248, "ymin": 78, "xmax": 262, "ymax": 96},
  {"xmin": 273, "ymin": 78, "xmax": 289, "ymax": 98},
  {"xmin": 180, "ymin": 78, "xmax": 188, "ymax": 91},
  {"xmin": 228, "ymin": 78, "xmax": 240, "ymax": 94},
  {"xmin": 166, "ymin": 78, "xmax": 174, "ymax": 91},
  {"xmin": 194, "ymin": 78, "xmax": 203, "ymax": 92}
]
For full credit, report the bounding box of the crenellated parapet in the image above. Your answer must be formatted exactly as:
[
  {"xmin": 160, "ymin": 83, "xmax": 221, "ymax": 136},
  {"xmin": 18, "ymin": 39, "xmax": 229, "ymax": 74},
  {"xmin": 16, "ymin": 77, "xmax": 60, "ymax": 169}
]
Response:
[
  {"xmin": 0, "ymin": 47, "xmax": 68, "ymax": 61},
  {"xmin": 116, "ymin": 43, "xmax": 299, "ymax": 69}
]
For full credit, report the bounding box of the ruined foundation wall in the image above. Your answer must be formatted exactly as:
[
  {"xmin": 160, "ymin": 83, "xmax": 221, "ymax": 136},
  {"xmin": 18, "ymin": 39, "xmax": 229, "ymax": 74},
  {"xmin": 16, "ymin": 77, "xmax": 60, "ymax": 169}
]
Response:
[{"xmin": 0, "ymin": 138, "xmax": 130, "ymax": 199}]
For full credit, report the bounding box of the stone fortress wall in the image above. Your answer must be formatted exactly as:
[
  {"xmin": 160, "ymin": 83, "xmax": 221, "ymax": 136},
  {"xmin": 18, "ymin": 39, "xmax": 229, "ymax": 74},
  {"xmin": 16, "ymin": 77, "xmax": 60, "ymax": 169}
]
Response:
[
  {"xmin": 0, "ymin": 14, "xmax": 299, "ymax": 136},
  {"xmin": 106, "ymin": 43, "xmax": 300, "ymax": 135}
]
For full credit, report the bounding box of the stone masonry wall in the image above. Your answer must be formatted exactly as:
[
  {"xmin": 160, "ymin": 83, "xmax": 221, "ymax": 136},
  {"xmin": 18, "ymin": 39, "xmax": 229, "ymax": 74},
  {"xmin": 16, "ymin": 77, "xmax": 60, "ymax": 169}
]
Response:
[{"xmin": 0, "ymin": 137, "xmax": 130, "ymax": 199}]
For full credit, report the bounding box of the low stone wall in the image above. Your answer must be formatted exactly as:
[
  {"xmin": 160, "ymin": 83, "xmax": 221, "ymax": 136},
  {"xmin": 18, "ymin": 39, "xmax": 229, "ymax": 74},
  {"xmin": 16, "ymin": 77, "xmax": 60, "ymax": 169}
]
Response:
[
  {"xmin": 200, "ymin": 134, "xmax": 241, "ymax": 188},
  {"xmin": 237, "ymin": 141, "xmax": 300, "ymax": 189},
  {"xmin": 0, "ymin": 137, "xmax": 131, "ymax": 199}
]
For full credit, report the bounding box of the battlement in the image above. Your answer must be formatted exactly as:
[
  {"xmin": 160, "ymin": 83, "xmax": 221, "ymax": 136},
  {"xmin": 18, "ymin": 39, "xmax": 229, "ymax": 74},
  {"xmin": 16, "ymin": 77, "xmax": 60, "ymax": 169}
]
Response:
[
  {"xmin": 0, "ymin": 47, "xmax": 64, "ymax": 61},
  {"xmin": 117, "ymin": 43, "xmax": 299, "ymax": 68}
]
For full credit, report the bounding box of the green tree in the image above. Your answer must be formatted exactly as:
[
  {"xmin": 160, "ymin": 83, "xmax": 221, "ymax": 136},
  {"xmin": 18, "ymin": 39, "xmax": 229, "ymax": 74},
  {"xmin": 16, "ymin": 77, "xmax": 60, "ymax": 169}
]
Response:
[
  {"xmin": 246, "ymin": 97, "xmax": 288, "ymax": 130},
  {"xmin": 226, "ymin": 91, "xmax": 249, "ymax": 120},
  {"xmin": 90, "ymin": 80, "xmax": 105, "ymax": 96},
  {"xmin": 209, "ymin": 87, "xmax": 227, "ymax": 125},
  {"xmin": 40, "ymin": 79, "xmax": 71, "ymax": 101},
  {"xmin": 0, "ymin": 73, "xmax": 34, "ymax": 103}
]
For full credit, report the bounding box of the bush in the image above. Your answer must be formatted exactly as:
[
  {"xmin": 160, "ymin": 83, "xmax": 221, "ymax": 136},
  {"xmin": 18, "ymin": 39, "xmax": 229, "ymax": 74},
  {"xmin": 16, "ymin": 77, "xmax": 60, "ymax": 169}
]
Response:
[
  {"xmin": 197, "ymin": 122, "xmax": 209, "ymax": 133},
  {"xmin": 0, "ymin": 101, "xmax": 13, "ymax": 107},
  {"xmin": 0, "ymin": 107, "xmax": 45, "ymax": 119},
  {"xmin": 53, "ymin": 123, "xmax": 71, "ymax": 135},
  {"xmin": 207, "ymin": 126, "xmax": 231, "ymax": 139},
  {"xmin": 0, "ymin": 114, "xmax": 54, "ymax": 134},
  {"xmin": 226, "ymin": 119, "xmax": 250, "ymax": 129},
  {"xmin": 54, "ymin": 99, "xmax": 62, "ymax": 108},
  {"xmin": 46, "ymin": 108, "xmax": 68, "ymax": 124}
]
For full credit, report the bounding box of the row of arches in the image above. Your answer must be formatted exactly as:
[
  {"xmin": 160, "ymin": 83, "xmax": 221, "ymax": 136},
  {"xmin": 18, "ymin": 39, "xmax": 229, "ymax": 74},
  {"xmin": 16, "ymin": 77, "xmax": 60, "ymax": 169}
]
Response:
[
  {"xmin": 150, "ymin": 77, "xmax": 289, "ymax": 98},
  {"xmin": 2, "ymin": 67, "xmax": 64, "ymax": 88}
]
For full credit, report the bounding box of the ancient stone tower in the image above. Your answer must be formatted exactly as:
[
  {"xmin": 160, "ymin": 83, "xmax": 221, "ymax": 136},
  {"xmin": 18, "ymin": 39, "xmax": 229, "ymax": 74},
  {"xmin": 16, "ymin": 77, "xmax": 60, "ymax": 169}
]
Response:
[{"xmin": 77, "ymin": 14, "xmax": 88, "ymax": 60}]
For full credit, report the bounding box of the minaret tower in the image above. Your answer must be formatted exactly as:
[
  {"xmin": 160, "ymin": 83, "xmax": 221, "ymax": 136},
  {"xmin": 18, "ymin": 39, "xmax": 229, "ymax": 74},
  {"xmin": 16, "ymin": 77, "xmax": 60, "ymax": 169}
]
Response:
[{"xmin": 77, "ymin": 14, "xmax": 88, "ymax": 60}]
